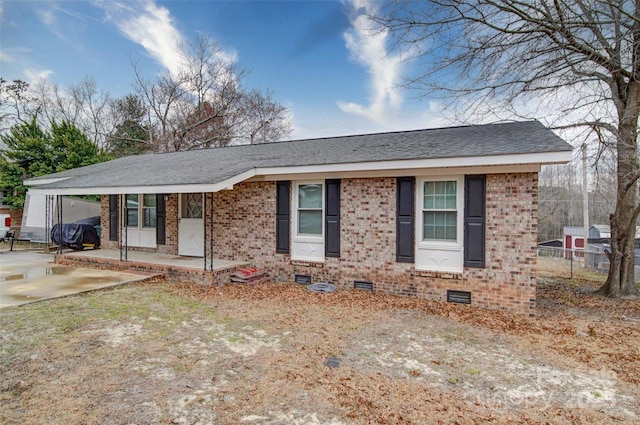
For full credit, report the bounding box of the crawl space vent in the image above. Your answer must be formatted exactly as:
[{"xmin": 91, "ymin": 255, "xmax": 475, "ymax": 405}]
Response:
[
  {"xmin": 354, "ymin": 280, "xmax": 373, "ymax": 291},
  {"xmin": 295, "ymin": 274, "xmax": 311, "ymax": 285},
  {"xmin": 447, "ymin": 290, "xmax": 472, "ymax": 304}
]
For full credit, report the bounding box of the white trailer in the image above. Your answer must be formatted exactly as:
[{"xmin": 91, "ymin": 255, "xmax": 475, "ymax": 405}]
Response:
[{"xmin": 20, "ymin": 192, "xmax": 101, "ymax": 242}]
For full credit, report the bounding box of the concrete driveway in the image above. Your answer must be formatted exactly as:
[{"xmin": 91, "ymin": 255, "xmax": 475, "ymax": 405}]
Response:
[{"xmin": 0, "ymin": 250, "xmax": 152, "ymax": 308}]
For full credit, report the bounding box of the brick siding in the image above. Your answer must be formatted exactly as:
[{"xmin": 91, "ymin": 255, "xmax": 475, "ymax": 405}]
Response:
[
  {"xmin": 212, "ymin": 174, "xmax": 538, "ymax": 316},
  {"xmin": 100, "ymin": 196, "xmax": 116, "ymax": 250},
  {"xmin": 97, "ymin": 173, "xmax": 538, "ymax": 315},
  {"xmin": 160, "ymin": 194, "xmax": 179, "ymax": 255}
]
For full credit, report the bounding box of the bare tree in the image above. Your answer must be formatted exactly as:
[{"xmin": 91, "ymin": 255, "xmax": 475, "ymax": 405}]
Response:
[
  {"xmin": 133, "ymin": 34, "xmax": 292, "ymax": 152},
  {"xmin": 133, "ymin": 66, "xmax": 191, "ymax": 152},
  {"xmin": 237, "ymin": 89, "xmax": 293, "ymax": 145},
  {"xmin": 375, "ymin": 0, "xmax": 639, "ymax": 296},
  {"xmin": 539, "ymin": 163, "xmax": 583, "ymax": 241},
  {"xmin": 538, "ymin": 155, "xmax": 616, "ymax": 242},
  {"xmin": 0, "ymin": 78, "xmax": 38, "ymax": 133},
  {"xmin": 30, "ymin": 76, "xmax": 115, "ymax": 150}
]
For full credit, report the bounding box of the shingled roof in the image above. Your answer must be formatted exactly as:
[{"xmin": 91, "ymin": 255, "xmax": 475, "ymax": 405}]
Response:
[{"xmin": 27, "ymin": 121, "xmax": 572, "ymax": 194}]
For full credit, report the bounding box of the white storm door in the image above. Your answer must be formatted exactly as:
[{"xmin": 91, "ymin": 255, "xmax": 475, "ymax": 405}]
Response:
[{"xmin": 178, "ymin": 193, "xmax": 204, "ymax": 257}]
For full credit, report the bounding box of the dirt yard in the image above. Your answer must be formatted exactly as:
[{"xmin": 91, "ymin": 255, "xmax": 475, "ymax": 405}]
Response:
[{"xmin": 1, "ymin": 258, "xmax": 639, "ymax": 424}]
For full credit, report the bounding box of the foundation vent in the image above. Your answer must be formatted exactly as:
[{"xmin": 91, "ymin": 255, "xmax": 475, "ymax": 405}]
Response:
[
  {"xmin": 295, "ymin": 274, "xmax": 311, "ymax": 285},
  {"xmin": 447, "ymin": 290, "xmax": 472, "ymax": 304},
  {"xmin": 354, "ymin": 280, "xmax": 373, "ymax": 291}
]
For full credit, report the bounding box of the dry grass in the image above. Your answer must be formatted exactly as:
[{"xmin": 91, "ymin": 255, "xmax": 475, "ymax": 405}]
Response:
[{"xmin": 1, "ymin": 271, "xmax": 639, "ymax": 424}]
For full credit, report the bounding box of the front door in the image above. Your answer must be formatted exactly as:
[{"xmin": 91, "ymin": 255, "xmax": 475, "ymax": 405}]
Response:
[{"xmin": 178, "ymin": 193, "xmax": 204, "ymax": 257}]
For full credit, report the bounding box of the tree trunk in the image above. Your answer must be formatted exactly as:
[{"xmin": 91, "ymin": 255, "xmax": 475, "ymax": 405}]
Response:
[
  {"xmin": 600, "ymin": 200, "xmax": 639, "ymax": 297},
  {"xmin": 598, "ymin": 82, "xmax": 640, "ymax": 297}
]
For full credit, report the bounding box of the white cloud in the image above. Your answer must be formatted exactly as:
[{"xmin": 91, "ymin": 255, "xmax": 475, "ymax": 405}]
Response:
[
  {"xmin": 95, "ymin": 0, "xmax": 185, "ymax": 75},
  {"xmin": 33, "ymin": 2, "xmax": 89, "ymax": 55},
  {"xmin": 37, "ymin": 7, "xmax": 55, "ymax": 26},
  {"xmin": 95, "ymin": 0, "xmax": 236, "ymax": 79},
  {"xmin": 338, "ymin": 0, "xmax": 413, "ymax": 124},
  {"xmin": 0, "ymin": 50, "xmax": 11, "ymax": 63},
  {"xmin": 24, "ymin": 68, "xmax": 54, "ymax": 82}
]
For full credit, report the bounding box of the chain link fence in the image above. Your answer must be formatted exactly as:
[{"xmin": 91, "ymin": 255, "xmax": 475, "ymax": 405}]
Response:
[{"xmin": 537, "ymin": 246, "xmax": 640, "ymax": 281}]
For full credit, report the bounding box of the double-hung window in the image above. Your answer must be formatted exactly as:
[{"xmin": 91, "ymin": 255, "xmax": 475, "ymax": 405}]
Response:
[
  {"xmin": 142, "ymin": 194, "xmax": 157, "ymax": 227},
  {"xmin": 278, "ymin": 179, "xmax": 340, "ymax": 259},
  {"xmin": 292, "ymin": 182, "xmax": 325, "ymax": 261},
  {"xmin": 126, "ymin": 194, "xmax": 156, "ymax": 228},
  {"xmin": 422, "ymin": 181, "xmax": 457, "ymax": 241},
  {"xmin": 416, "ymin": 177, "xmax": 464, "ymax": 272},
  {"xmin": 297, "ymin": 183, "xmax": 323, "ymax": 235},
  {"xmin": 125, "ymin": 193, "xmax": 157, "ymax": 248},
  {"xmin": 126, "ymin": 194, "xmax": 139, "ymax": 227}
]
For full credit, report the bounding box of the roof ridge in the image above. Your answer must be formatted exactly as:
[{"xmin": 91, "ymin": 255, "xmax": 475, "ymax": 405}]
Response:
[{"xmin": 148, "ymin": 120, "xmax": 540, "ymax": 156}]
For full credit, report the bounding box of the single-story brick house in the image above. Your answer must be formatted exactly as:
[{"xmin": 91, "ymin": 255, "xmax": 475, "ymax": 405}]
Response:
[{"xmin": 27, "ymin": 121, "xmax": 572, "ymax": 315}]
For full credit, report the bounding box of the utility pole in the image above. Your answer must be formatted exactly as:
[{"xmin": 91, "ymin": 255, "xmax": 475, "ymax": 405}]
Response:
[{"xmin": 582, "ymin": 143, "xmax": 589, "ymax": 268}]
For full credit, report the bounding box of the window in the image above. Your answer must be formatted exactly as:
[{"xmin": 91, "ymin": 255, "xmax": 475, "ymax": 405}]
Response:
[
  {"xmin": 291, "ymin": 182, "xmax": 325, "ymax": 262},
  {"xmin": 289, "ymin": 180, "xmax": 340, "ymax": 261},
  {"xmin": 399, "ymin": 175, "xmax": 485, "ymax": 272},
  {"xmin": 422, "ymin": 181, "xmax": 457, "ymax": 241},
  {"xmin": 297, "ymin": 183, "xmax": 323, "ymax": 235},
  {"xmin": 181, "ymin": 193, "xmax": 203, "ymax": 219},
  {"xmin": 415, "ymin": 177, "xmax": 464, "ymax": 273},
  {"xmin": 126, "ymin": 194, "xmax": 156, "ymax": 228},
  {"xmin": 126, "ymin": 194, "xmax": 139, "ymax": 227},
  {"xmin": 142, "ymin": 194, "xmax": 157, "ymax": 227}
]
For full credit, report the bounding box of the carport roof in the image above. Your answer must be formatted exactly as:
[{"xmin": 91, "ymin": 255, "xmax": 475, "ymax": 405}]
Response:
[{"xmin": 26, "ymin": 120, "xmax": 572, "ymax": 194}]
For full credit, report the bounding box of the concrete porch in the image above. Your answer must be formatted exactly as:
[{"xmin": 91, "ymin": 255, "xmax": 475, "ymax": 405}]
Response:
[{"xmin": 54, "ymin": 249, "xmax": 251, "ymax": 285}]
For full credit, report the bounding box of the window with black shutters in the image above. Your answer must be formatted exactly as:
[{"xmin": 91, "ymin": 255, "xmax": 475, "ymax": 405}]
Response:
[{"xmin": 289, "ymin": 179, "xmax": 341, "ymax": 262}]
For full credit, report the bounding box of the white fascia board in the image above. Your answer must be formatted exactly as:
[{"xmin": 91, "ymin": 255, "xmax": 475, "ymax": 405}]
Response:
[
  {"xmin": 255, "ymin": 151, "xmax": 572, "ymax": 178},
  {"xmin": 256, "ymin": 164, "xmax": 542, "ymax": 182},
  {"xmin": 23, "ymin": 177, "xmax": 72, "ymax": 186},
  {"xmin": 28, "ymin": 169, "xmax": 257, "ymax": 196}
]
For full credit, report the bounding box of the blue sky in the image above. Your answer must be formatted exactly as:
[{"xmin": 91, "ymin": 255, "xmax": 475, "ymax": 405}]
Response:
[{"xmin": 0, "ymin": 0, "xmax": 447, "ymax": 139}]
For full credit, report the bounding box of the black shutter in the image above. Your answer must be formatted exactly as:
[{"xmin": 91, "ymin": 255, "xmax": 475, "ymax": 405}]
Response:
[
  {"xmin": 156, "ymin": 194, "xmax": 166, "ymax": 245},
  {"xmin": 325, "ymin": 179, "xmax": 341, "ymax": 257},
  {"xmin": 276, "ymin": 181, "xmax": 291, "ymax": 254},
  {"xmin": 109, "ymin": 194, "xmax": 118, "ymax": 241},
  {"xmin": 396, "ymin": 177, "xmax": 415, "ymax": 263},
  {"xmin": 464, "ymin": 175, "xmax": 486, "ymax": 268}
]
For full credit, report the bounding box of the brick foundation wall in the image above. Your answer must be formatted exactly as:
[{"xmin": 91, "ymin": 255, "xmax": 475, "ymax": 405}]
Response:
[
  {"xmin": 55, "ymin": 253, "xmax": 249, "ymax": 285},
  {"xmin": 212, "ymin": 174, "xmax": 538, "ymax": 316}
]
